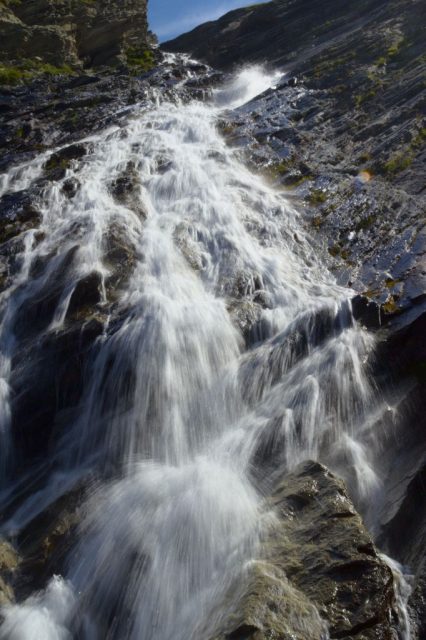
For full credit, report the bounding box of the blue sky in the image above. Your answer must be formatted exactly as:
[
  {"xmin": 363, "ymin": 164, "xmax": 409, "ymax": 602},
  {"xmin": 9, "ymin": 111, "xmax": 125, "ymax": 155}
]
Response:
[{"xmin": 149, "ymin": 1, "xmax": 264, "ymax": 42}]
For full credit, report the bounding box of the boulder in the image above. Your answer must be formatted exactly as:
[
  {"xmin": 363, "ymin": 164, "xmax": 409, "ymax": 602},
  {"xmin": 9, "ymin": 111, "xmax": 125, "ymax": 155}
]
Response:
[
  {"xmin": 213, "ymin": 462, "xmax": 397, "ymax": 640},
  {"xmin": 16, "ymin": 486, "xmax": 84, "ymax": 596},
  {"xmin": 109, "ymin": 161, "xmax": 147, "ymax": 219},
  {"xmin": 43, "ymin": 143, "xmax": 91, "ymax": 180},
  {"xmin": 0, "ymin": 540, "xmax": 19, "ymax": 606},
  {"xmin": 10, "ymin": 315, "xmax": 104, "ymax": 470}
]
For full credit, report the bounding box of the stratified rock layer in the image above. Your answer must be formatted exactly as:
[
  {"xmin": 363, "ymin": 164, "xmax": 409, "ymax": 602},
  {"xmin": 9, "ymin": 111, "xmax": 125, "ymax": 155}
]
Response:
[
  {"xmin": 213, "ymin": 462, "xmax": 397, "ymax": 640},
  {"xmin": 0, "ymin": 0, "xmax": 149, "ymax": 67}
]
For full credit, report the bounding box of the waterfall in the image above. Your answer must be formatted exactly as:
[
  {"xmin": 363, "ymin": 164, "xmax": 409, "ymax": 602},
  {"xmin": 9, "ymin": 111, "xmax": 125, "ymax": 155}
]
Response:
[{"xmin": 0, "ymin": 61, "xmax": 411, "ymax": 639}]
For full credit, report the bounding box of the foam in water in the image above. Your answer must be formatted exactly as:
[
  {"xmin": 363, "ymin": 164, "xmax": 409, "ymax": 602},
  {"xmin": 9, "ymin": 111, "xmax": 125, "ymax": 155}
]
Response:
[
  {"xmin": 213, "ymin": 65, "xmax": 282, "ymax": 109},
  {"xmin": 0, "ymin": 576, "xmax": 75, "ymax": 640},
  {"xmin": 0, "ymin": 60, "xmax": 411, "ymax": 639}
]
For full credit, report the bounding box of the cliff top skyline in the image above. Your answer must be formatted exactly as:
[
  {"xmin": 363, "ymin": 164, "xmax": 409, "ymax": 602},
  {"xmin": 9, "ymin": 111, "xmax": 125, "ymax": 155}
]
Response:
[{"xmin": 149, "ymin": 0, "xmax": 267, "ymax": 40}]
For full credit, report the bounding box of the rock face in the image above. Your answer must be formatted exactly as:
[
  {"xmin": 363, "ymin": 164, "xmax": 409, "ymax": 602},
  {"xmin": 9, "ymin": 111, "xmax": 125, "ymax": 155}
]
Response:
[
  {"xmin": 164, "ymin": 0, "xmax": 425, "ymax": 314},
  {"xmin": 213, "ymin": 462, "xmax": 397, "ymax": 640},
  {"xmin": 0, "ymin": 0, "xmax": 150, "ymax": 68},
  {"xmin": 375, "ymin": 310, "xmax": 426, "ymax": 638}
]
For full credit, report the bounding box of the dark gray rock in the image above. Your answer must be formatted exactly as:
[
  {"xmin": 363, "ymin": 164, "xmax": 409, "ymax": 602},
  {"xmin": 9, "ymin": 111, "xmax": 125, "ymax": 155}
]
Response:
[
  {"xmin": 103, "ymin": 223, "xmax": 138, "ymax": 298},
  {"xmin": 0, "ymin": 539, "xmax": 19, "ymax": 606},
  {"xmin": 380, "ymin": 462, "xmax": 426, "ymax": 639},
  {"xmin": 212, "ymin": 462, "xmax": 398, "ymax": 640},
  {"xmin": 352, "ymin": 295, "xmax": 383, "ymax": 329},
  {"xmin": 0, "ymin": 190, "xmax": 42, "ymax": 244}
]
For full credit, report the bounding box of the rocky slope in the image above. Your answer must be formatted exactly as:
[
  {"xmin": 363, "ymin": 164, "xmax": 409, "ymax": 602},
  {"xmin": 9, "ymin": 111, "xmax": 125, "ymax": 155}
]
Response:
[
  {"xmin": 213, "ymin": 462, "xmax": 400, "ymax": 640},
  {"xmin": 0, "ymin": 0, "xmax": 425, "ymax": 637}
]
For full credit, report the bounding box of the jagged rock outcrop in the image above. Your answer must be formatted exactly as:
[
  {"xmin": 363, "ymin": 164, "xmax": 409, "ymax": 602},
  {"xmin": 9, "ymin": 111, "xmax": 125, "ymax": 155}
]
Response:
[
  {"xmin": 165, "ymin": 3, "xmax": 425, "ymax": 633},
  {"xmin": 0, "ymin": 58, "xmax": 220, "ymax": 482},
  {"xmin": 213, "ymin": 462, "xmax": 398, "ymax": 640},
  {"xmin": 0, "ymin": 0, "xmax": 150, "ymax": 68}
]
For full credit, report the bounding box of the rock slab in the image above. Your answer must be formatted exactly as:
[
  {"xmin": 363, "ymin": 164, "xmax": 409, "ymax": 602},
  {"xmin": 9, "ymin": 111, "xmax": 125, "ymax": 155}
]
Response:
[{"xmin": 214, "ymin": 462, "xmax": 397, "ymax": 640}]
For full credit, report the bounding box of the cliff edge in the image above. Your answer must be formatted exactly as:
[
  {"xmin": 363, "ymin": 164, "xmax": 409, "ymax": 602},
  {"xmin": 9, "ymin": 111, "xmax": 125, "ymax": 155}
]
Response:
[{"xmin": 0, "ymin": 0, "xmax": 151, "ymax": 71}]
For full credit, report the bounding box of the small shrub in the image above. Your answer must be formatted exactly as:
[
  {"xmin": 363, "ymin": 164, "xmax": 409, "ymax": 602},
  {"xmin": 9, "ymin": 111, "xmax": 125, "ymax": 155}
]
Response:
[
  {"xmin": 126, "ymin": 47, "xmax": 155, "ymax": 72},
  {"xmin": 382, "ymin": 154, "xmax": 412, "ymax": 174},
  {"xmin": 308, "ymin": 189, "xmax": 327, "ymax": 205}
]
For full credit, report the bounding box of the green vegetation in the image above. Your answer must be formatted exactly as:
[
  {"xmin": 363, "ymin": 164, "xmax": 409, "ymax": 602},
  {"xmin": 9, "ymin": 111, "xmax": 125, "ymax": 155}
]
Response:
[
  {"xmin": 355, "ymin": 36, "xmax": 408, "ymax": 110},
  {"xmin": 375, "ymin": 56, "xmax": 387, "ymax": 67},
  {"xmin": 44, "ymin": 156, "xmax": 70, "ymax": 171},
  {"xmin": 378, "ymin": 125, "xmax": 424, "ymax": 178},
  {"xmin": 355, "ymin": 88, "xmax": 378, "ymax": 108},
  {"xmin": 0, "ymin": 65, "xmax": 26, "ymax": 84},
  {"xmin": 387, "ymin": 37, "xmax": 406, "ymax": 58},
  {"xmin": 382, "ymin": 153, "xmax": 413, "ymax": 174},
  {"xmin": 373, "ymin": 36, "xmax": 407, "ymax": 70},
  {"xmin": 125, "ymin": 47, "xmax": 155, "ymax": 72},
  {"xmin": 385, "ymin": 278, "xmax": 400, "ymax": 288},
  {"xmin": 0, "ymin": 60, "xmax": 74, "ymax": 85},
  {"xmin": 381, "ymin": 295, "xmax": 399, "ymax": 314},
  {"xmin": 311, "ymin": 215, "xmax": 323, "ymax": 228},
  {"xmin": 313, "ymin": 52, "xmax": 355, "ymax": 78},
  {"xmin": 308, "ymin": 189, "xmax": 327, "ymax": 205},
  {"xmin": 328, "ymin": 243, "xmax": 350, "ymax": 260}
]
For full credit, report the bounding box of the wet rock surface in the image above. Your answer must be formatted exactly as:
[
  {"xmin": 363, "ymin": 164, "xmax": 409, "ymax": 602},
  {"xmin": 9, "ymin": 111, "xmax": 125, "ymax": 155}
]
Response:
[
  {"xmin": 214, "ymin": 462, "xmax": 397, "ymax": 640},
  {"xmin": 166, "ymin": 6, "xmax": 426, "ymax": 632},
  {"xmin": 374, "ymin": 310, "xmax": 426, "ymax": 638},
  {"xmin": 0, "ymin": 54, "xmax": 224, "ymax": 480},
  {"xmin": 0, "ymin": 540, "xmax": 19, "ymax": 606},
  {"xmin": 165, "ymin": 0, "xmax": 425, "ymax": 315}
]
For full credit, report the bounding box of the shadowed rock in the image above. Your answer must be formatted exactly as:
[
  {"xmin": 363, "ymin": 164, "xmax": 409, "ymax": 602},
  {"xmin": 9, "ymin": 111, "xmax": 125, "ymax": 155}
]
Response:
[{"xmin": 213, "ymin": 462, "xmax": 397, "ymax": 640}]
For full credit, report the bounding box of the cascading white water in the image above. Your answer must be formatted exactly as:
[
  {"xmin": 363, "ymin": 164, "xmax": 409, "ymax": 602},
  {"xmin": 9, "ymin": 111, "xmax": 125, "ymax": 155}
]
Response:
[{"xmin": 0, "ymin": 61, "xmax": 412, "ymax": 639}]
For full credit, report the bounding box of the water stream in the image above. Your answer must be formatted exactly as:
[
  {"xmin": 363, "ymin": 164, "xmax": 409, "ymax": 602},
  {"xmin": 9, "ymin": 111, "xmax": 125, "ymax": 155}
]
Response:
[{"xmin": 0, "ymin": 61, "xmax": 412, "ymax": 639}]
